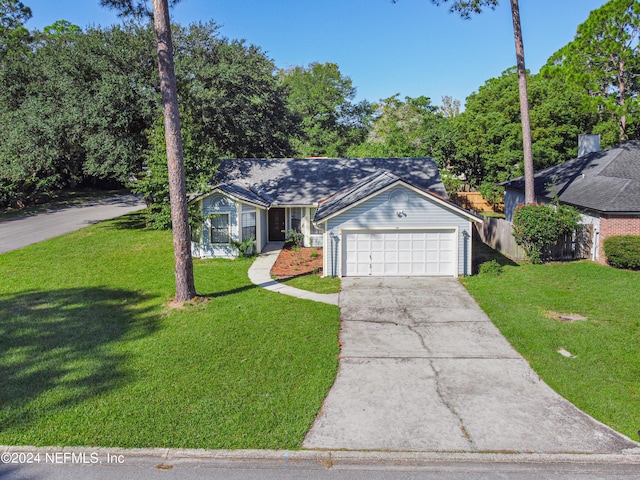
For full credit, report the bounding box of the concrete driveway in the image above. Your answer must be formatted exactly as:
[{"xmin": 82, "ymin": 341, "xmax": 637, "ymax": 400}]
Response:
[
  {"xmin": 0, "ymin": 194, "xmax": 145, "ymax": 254},
  {"xmin": 303, "ymin": 277, "xmax": 638, "ymax": 453}
]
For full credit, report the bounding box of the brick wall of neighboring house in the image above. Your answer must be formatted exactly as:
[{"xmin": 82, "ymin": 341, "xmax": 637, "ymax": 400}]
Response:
[{"xmin": 599, "ymin": 214, "xmax": 640, "ymax": 264}]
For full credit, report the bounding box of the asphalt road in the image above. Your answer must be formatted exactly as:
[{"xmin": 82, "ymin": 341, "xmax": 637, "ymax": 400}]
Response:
[{"xmin": 0, "ymin": 194, "xmax": 146, "ymax": 254}]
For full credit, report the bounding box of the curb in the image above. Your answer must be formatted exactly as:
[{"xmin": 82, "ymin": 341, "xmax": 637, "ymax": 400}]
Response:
[{"xmin": 2, "ymin": 446, "xmax": 640, "ymax": 468}]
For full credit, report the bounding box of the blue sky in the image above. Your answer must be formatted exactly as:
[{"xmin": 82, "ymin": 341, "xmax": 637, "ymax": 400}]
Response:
[{"xmin": 24, "ymin": 0, "xmax": 608, "ymax": 106}]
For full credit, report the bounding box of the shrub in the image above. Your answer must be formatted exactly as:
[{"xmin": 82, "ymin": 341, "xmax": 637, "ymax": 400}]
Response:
[
  {"xmin": 232, "ymin": 237, "xmax": 256, "ymax": 257},
  {"xmin": 479, "ymin": 182, "xmax": 504, "ymax": 207},
  {"xmin": 603, "ymin": 235, "xmax": 640, "ymax": 270},
  {"xmin": 478, "ymin": 259, "xmax": 503, "ymax": 276},
  {"xmin": 284, "ymin": 229, "xmax": 304, "ymax": 248},
  {"xmin": 512, "ymin": 202, "xmax": 581, "ymax": 264}
]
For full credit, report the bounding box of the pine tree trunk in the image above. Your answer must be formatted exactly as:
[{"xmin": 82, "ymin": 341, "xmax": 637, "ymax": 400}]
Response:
[
  {"xmin": 152, "ymin": 0, "xmax": 197, "ymax": 303},
  {"xmin": 510, "ymin": 0, "xmax": 535, "ymax": 204}
]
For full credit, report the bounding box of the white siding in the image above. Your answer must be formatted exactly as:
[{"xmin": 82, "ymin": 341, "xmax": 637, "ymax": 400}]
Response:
[{"xmin": 323, "ymin": 186, "xmax": 473, "ymax": 277}]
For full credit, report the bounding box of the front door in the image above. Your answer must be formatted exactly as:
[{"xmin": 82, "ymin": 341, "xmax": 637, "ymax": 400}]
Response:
[{"xmin": 268, "ymin": 208, "xmax": 286, "ymax": 241}]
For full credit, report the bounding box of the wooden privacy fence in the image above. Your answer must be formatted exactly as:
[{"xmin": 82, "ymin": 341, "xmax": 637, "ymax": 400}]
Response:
[
  {"xmin": 546, "ymin": 224, "xmax": 593, "ymax": 261},
  {"xmin": 474, "ymin": 217, "xmax": 592, "ymax": 262},
  {"xmin": 454, "ymin": 192, "xmax": 503, "ymax": 213},
  {"xmin": 474, "ymin": 217, "xmax": 526, "ymax": 261}
]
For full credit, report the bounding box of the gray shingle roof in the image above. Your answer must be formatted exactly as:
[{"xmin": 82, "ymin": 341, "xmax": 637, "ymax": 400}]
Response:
[
  {"xmin": 216, "ymin": 182, "xmax": 271, "ymax": 208},
  {"xmin": 210, "ymin": 158, "xmax": 447, "ymax": 206},
  {"xmin": 502, "ymin": 141, "xmax": 640, "ymax": 213}
]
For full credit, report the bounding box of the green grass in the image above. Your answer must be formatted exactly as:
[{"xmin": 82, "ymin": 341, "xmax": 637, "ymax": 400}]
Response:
[
  {"xmin": 462, "ymin": 260, "xmax": 640, "ymax": 440},
  {"xmin": 277, "ymin": 274, "xmax": 341, "ymax": 294},
  {"xmin": 0, "ymin": 213, "xmax": 340, "ymax": 449}
]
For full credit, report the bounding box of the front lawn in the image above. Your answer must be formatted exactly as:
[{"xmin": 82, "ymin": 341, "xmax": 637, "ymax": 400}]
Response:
[
  {"xmin": 462, "ymin": 260, "xmax": 640, "ymax": 441},
  {"xmin": 0, "ymin": 214, "xmax": 340, "ymax": 449},
  {"xmin": 277, "ymin": 274, "xmax": 341, "ymax": 294}
]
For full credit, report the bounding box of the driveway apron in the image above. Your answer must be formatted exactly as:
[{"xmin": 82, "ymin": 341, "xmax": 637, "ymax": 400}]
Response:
[{"xmin": 303, "ymin": 277, "xmax": 638, "ymax": 453}]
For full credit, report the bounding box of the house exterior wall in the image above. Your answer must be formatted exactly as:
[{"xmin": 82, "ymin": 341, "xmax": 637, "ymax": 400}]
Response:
[
  {"xmin": 578, "ymin": 211, "xmax": 600, "ymax": 261},
  {"xmin": 503, "ymin": 189, "xmax": 550, "ymax": 221},
  {"xmin": 192, "ymin": 193, "xmax": 238, "ymax": 258},
  {"xmin": 599, "ymin": 214, "xmax": 640, "ymax": 265},
  {"xmin": 322, "ymin": 186, "xmax": 473, "ymax": 277}
]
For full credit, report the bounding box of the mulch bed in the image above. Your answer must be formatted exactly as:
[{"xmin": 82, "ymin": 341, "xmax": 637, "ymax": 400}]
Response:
[{"xmin": 270, "ymin": 245, "xmax": 324, "ymax": 279}]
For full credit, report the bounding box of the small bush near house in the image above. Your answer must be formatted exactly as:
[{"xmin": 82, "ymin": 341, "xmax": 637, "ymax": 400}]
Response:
[
  {"xmin": 232, "ymin": 237, "xmax": 256, "ymax": 257},
  {"xmin": 603, "ymin": 235, "xmax": 640, "ymax": 270},
  {"xmin": 284, "ymin": 229, "xmax": 304, "ymax": 248},
  {"xmin": 512, "ymin": 202, "xmax": 581, "ymax": 264},
  {"xmin": 478, "ymin": 259, "xmax": 503, "ymax": 276}
]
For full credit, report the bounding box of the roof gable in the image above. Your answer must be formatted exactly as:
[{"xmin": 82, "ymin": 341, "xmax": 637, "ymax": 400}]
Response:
[
  {"xmin": 503, "ymin": 141, "xmax": 640, "ymax": 213},
  {"xmin": 314, "ymin": 171, "xmax": 482, "ymax": 223},
  {"xmin": 314, "ymin": 170, "xmax": 401, "ymax": 221}
]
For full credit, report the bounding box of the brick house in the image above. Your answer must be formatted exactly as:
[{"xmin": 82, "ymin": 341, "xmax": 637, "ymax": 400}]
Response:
[{"xmin": 502, "ymin": 140, "xmax": 640, "ymax": 264}]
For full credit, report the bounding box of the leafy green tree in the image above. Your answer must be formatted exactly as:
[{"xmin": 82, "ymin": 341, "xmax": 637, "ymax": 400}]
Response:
[
  {"xmin": 0, "ymin": 22, "xmax": 157, "ymax": 206},
  {"xmin": 452, "ymin": 69, "xmax": 598, "ymax": 185},
  {"xmin": 544, "ymin": 0, "xmax": 640, "ymax": 142},
  {"xmin": 279, "ymin": 62, "xmax": 373, "ymax": 157},
  {"xmin": 423, "ymin": 0, "xmax": 535, "ymax": 203},
  {"xmin": 349, "ymin": 94, "xmax": 454, "ymax": 161},
  {"xmin": 174, "ymin": 22, "xmax": 297, "ymax": 160},
  {"xmin": 130, "ymin": 117, "xmax": 205, "ymax": 230},
  {"xmin": 0, "ymin": 0, "xmax": 31, "ymax": 61},
  {"xmin": 131, "ymin": 23, "xmax": 298, "ymax": 228}
]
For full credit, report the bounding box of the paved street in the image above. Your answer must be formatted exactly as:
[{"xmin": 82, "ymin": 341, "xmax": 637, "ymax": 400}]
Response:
[
  {"xmin": 0, "ymin": 194, "xmax": 145, "ymax": 254},
  {"xmin": 2, "ymin": 449, "xmax": 640, "ymax": 480}
]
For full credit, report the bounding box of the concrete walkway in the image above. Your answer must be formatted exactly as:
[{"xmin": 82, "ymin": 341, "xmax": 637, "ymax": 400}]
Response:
[
  {"xmin": 303, "ymin": 277, "xmax": 639, "ymax": 453},
  {"xmin": 247, "ymin": 242, "xmax": 339, "ymax": 305}
]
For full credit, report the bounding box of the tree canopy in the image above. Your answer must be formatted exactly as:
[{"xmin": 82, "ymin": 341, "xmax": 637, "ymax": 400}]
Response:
[
  {"xmin": 544, "ymin": 0, "xmax": 640, "ymax": 142},
  {"xmin": 278, "ymin": 62, "xmax": 373, "ymax": 157},
  {"xmin": 0, "ymin": 0, "xmax": 31, "ymax": 60},
  {"xmin": 1, "ymin": 0, "xmax": 638, "ymax": 211}
]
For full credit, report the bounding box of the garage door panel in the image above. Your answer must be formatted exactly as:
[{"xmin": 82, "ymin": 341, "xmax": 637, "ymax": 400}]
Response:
[
  {"xmin": 412, "ymin": 251, "xmax": 425, "ymax": 262},
  {"xmin": 343, "ymin": 229, "xmax": 456, "ymax": 277},
  {"xmin": 398, "ymin": 263, "xmax": 412, "ymax": 275},
  {"xmin": 398, "ymin": 250, "xmax": 412, "ymax": 262},
  {"xmin": 370, "ymin": 263, "xmax": 385, "ymax": 275},
  {"xmin": 398, "ymin": 239, "xmax": 412, "ymax": 250},
  {"xmin": 370, "ymin": 250, "xmax": 384, "ymax": 262}
]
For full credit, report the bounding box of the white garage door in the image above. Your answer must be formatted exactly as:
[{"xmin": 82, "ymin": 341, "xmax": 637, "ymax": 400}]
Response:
[{"xmin": 343, "ymin": 229, "xmax": 456, "ymax": 277}]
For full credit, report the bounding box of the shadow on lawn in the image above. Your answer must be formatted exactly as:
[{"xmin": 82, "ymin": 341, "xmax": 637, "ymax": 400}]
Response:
[
  {"xmin": 0, "ymin": 287, "xmax": 159, "ymax": 432},
  {"xmin": 108, "ymin": 211, "xmax": 148, "ymax": 230},
  {"xmin": 472, "ymin": 238, "xmax": 519, "ymax": 274}
]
